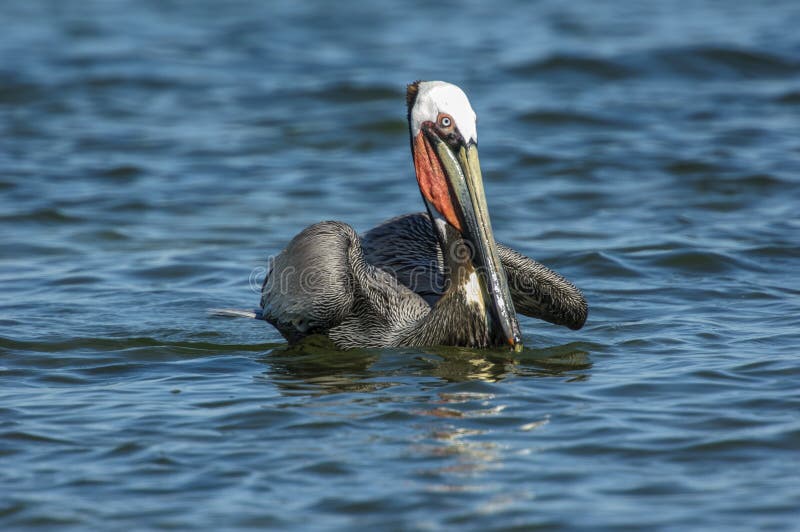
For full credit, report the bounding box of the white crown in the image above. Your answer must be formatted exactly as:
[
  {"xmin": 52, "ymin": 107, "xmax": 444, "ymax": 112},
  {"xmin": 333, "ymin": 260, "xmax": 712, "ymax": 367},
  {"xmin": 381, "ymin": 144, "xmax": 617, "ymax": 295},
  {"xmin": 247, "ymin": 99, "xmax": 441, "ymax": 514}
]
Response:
[{"xmin": 410, "ymin": 81, "xmax": 477, "ymax": 144}]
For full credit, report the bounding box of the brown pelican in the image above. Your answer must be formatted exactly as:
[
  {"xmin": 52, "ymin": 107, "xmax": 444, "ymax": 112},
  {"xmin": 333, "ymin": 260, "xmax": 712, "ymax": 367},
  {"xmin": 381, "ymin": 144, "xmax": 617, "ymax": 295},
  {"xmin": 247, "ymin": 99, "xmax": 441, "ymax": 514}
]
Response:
[{"xmin": 224, "ymin": 81, "xmax": 587, "ymax": 350}]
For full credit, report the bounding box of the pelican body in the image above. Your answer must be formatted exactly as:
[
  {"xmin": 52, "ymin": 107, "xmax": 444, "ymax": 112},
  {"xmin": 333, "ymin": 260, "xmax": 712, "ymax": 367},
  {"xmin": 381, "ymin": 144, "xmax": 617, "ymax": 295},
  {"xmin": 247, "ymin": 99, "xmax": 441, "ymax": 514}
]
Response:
[{"xmin": 258, "ymin": 81, "xmax": 587, "ymax": 350}]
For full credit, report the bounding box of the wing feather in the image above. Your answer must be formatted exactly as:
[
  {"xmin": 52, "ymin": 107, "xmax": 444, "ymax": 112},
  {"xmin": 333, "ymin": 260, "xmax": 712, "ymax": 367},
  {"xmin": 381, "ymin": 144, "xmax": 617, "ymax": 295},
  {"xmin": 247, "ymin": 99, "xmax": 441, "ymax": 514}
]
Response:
[{"xmin": 361, "ymin": 213, "xmax": 587, "ymax": 329}]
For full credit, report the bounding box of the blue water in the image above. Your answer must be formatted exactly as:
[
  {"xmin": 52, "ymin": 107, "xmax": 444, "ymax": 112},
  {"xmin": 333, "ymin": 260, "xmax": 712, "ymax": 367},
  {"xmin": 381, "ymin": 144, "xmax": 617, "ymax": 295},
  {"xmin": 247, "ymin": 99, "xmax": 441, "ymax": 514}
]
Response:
[{"xmin": 2, "ymin": 1, "xmax": 800, "ymax": 529}]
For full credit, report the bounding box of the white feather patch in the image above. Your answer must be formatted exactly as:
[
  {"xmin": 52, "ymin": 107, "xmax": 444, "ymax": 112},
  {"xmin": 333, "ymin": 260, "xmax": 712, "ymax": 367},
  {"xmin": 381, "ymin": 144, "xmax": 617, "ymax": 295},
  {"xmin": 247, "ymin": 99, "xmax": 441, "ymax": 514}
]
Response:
[
  {"xmin": 464, "ymin": 271, "xmax": 486, "ymax": 311},
  {"xmin": 410, "ymin": 81, "xmax": 478, "ymax": 144}
]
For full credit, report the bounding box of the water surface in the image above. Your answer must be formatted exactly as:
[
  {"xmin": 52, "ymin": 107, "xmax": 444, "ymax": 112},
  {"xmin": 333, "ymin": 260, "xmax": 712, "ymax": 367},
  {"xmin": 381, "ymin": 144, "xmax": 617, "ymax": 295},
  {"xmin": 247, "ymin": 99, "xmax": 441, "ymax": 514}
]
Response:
[{"xmin": 2, "ymin": 0, "xmax": 800, "ymax": 529}]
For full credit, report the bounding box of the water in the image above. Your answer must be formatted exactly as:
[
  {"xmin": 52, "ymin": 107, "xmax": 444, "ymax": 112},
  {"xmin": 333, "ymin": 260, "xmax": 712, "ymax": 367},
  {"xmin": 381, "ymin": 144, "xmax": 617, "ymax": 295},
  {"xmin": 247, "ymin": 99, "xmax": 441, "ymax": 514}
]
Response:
[{"xmin": 2, "ymin": 0, "xmax": 799, "ymax": 529}]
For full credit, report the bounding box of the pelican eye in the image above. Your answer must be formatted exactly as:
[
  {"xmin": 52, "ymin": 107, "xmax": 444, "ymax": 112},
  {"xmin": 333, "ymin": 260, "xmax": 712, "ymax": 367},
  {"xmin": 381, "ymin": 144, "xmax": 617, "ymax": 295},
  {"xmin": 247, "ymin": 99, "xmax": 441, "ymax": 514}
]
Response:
[{"xmin": 438, "ymin": 114, "xmax": 453, "ymax": 129}]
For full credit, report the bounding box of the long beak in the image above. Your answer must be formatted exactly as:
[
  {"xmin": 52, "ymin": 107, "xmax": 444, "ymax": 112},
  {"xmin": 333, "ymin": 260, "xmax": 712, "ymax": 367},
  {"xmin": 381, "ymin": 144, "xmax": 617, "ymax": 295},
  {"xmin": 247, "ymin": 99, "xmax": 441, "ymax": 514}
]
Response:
[{"xmin": 426, "ymin": 133, "xmax": 523, "ymax": 351}]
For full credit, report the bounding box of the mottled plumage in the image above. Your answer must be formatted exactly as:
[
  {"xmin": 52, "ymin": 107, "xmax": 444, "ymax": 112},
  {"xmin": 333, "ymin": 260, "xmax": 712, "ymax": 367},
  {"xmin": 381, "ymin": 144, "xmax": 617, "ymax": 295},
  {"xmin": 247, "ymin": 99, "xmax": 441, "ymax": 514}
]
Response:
[
  {"xmin": 260, "ymin": 213, "xmax": 587, "ymax": 349},
  {"xmin": 252, "ymin": 80, "xmax": 588, "ymax": 350},
  {"xmin": 362, "ymin": 213, "xmax": 587, "ymax": 330}
]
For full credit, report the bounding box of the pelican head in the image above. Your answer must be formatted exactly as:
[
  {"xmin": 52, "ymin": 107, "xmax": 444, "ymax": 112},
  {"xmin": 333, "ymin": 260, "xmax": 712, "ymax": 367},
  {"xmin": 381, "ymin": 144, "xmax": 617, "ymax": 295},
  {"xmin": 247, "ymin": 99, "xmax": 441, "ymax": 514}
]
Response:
[{"xmin": 407, "ymin": 80, "xmax": 522, "ymax": 350}]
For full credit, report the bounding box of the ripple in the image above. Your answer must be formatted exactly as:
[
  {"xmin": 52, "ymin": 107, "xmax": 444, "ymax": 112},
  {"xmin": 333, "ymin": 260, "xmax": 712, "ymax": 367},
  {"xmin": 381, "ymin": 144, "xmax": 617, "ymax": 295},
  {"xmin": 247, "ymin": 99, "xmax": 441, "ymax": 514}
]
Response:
[
  {"xmin": 510, "ymin": 46, "xmax": 800, "ymax": 83},
  {"xmin": 0, "ymin": 208, "xmax": 85, "ymax": 224},
  {"xmin": 0, "ymin": 336, "xmax": 280, "ymax": 356},
  {"xmin": 0, "ymin": 241, "xmax": 74, "ymax": 258},
  {"xmin": 733, "ymin": 173, "xmax": 790, "ymax": 188},
  {"xmin": 72, "ymin": 228, "xmax": 131, "ymax": 243},
  {"xmin": 664, "ymin": 159, "xmax": 723, "ymax": 175},
  {"xmin": 358, "ymin": 118, "xmax": 406, "ymax": 135},
  {"xmin": 508, "ymin": 54, "xmax": 635, "ymax": 80},
  {"xmin": 575, "ymin": 251, "xmax": 644, "ymax": 277},
  {"xmin": 652, "ymin": 46, "xmax": 800, "ymax": 79},
  {"xmin": 670, "ymin": 169, "xmax": 789, "ymax": 196},
  {"xmin": 216, "ymin": 407, "xmax": 300, "ymax": 431},
  {"xmin": 96, "ymin": 164, "xmax": 145, "ymax": 181},
  {"xmin": 0, "ymin": 430, "xmax": 75, "ymax": 445},
  {"xmin": 515, "ymin": 152, "xmax": 559, "ymax": 167},
  {"xmin": 639, "ymin": 249, "xmax": 764, "ymax": 274},
  {"xmin": 775, "ymin": 90, "xmax": 800, "ymax": 104},
  {"xmin": 0, "ymin": 75, "xmax": 43, "ymax": 105},
  {"xmin": 131, "ymin": 263, "xmax": 203, "ymax": 280},
  {"xmin": 519, "ymin": 109, "xmax": 628, "ymax": 128},
  {"xmin": 83, "ymin": 74, "xmax": 181, "ymax": 90},
  {"xmin": 35, "ymin": 373, "xmax": 91, "ymax": 385},
  {"xmin": 305, "ymin": 82, "xmax": 400, "ymax": 103},
  {"xmin": 292, "ymin": 460, "xmax": 353, "ymax": 476},
  {"xmin": 50, "ymin": 274, "xmax": 103, "ymax": 286},
  {"xmin": 0, "ymin": 501, "xmax": 26, "ymax": 519}
]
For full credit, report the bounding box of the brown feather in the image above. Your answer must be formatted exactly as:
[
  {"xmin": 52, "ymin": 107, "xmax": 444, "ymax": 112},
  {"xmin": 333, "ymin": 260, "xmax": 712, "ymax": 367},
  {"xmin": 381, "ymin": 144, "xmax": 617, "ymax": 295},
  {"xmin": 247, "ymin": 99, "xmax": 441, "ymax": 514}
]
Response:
[{"xmin": 406, "ymin": 80, "xmax": 422, "ymax": 115}]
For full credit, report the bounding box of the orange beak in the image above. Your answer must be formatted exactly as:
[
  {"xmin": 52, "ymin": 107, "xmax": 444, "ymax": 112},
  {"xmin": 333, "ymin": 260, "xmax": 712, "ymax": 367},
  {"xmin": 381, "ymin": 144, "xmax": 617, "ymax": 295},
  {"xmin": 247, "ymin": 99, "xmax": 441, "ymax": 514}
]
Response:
[
  {"xmin": 412, "ymin": 132, "xmax": 462, "ymax": 232},
  {"xmin": 411, "ymin": 126, "xmax": 522, "ymax": 350}
]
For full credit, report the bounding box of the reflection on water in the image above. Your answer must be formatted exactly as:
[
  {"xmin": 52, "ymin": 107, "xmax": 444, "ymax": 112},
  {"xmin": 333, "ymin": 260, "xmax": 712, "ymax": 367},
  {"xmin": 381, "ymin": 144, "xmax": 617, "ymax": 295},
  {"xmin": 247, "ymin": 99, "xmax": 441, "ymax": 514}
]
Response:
[
  {"xmin": 258, "ymin": 336, "xmax": 383, "ymax": 394},
  {"xmin": 413, "ymin": 391, "xmax": 549, "ymax": 500},
  {"xmin": 255, "ymin": 338, "xmax": 570, "ymax": 507},
  {"xmin": 260, "ymin": 337, "xmax": 592, "ymax": 395}
]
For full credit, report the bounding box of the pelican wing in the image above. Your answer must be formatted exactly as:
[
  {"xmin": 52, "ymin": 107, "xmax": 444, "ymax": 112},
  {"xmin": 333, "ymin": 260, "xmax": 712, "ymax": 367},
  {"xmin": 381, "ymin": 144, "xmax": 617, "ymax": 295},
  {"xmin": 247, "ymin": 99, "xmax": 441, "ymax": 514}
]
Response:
[
  {"xmin": 362, "ymin": 213, "xmax": 587, "ymax": 330},
  {"xmin": 261, "ymin": 220, "xmax": 430, "ymax": 347},
  {"xmin": 261, "ymin": 221, "xmax": 358, "ymax": 342},
  {"xmin": 361, "ymin": 213, "xmax": 444, "ymax": 305},
  {"xmin": 496, "ymin": 244, "xmax": 587, "ymax": 330}
]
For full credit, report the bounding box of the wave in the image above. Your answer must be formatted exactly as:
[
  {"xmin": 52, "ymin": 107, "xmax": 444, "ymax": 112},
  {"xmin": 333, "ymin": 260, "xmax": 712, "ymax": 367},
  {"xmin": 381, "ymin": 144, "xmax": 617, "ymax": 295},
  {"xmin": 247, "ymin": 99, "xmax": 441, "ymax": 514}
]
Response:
[
  {"xmin": 507, "ymin": 45, "xmax": 800, "ymax": 82},
  {"xmin": 508, "ymin": 54, "xmax": 634, "ymax": 80}
]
